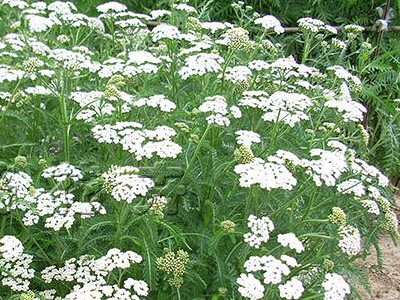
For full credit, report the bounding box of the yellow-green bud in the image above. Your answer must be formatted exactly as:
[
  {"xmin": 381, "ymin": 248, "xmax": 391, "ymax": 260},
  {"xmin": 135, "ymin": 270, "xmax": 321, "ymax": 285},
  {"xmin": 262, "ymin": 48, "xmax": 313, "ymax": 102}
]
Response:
[
  {"xmin": 20, "ymin": 291, "xmax": 35, "ymax": 300},
  {"xmin": 14, "ymin": 156, "xmax": 27, "ymax": 168},
  {"xmin": 328, "ymin": 207, "xmax": 347, "ymax": 226},
  {"xmin": 104, "ymin": 84, "xmax": 120, "ymax": 99},
  {"xmin": 187, "ymin": 17, "xmax": 202, "ymax": 32},
  {"xmin": 221, "ymin": 220, "xmax": 236, "ymax": 233},
  {"xmin": 234, "ymin": 146, "xmax": 254, "ymax": 164},
  {"xmin": 174, "ymin": 122, "xmax": 190, "ymax": 133}
]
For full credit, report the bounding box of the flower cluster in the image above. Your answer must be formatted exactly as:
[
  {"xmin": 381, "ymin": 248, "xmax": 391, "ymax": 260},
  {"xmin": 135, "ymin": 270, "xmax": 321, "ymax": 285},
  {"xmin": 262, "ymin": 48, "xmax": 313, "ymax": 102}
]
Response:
[
  {"xmin": 0, "ymin": 235, "xmax": 34, "ymax": 291},
  {"xmin": 234, "ymin": 157, "xmax": 297, "ymax": 190},
  {"xmin": 179, "ymin": 52, "xmax": 224, "ymax": 79},
  {"xmin": 243, "ymin": 214, "xmax": 274, "ymax": 248},
  {"xmin": 131, "ymin": 94, "xmax": 176, "ymax": 112},
  {"xmin": 92, "ymin": 122, "xmax": 182, "ymax": 160},
  {"xmin": 254, "ymin": 15, "xmax": 284, "ymax": 34},
  {"xmin": 322, "ymin": 273, "xmax": 351, "ymax": 300},
  {"xmin": 238, "ymin": 90, "xmax": 313, "ymax": 127},
  {"xmin": 156, "ymin": 250, "xmax": 190, "ymax": 288},
  {"xmin": 42, "ymin": 163, "xmax": 83, "ymax": 182},
  {"xmin": 338, "ymin": 225, "xmax": 362, "ymax": 257},
  {"xmin": 42, "ymin": 248, "xmax": 148, "ymax": 299},
  {"xmin": 239, "ymin": 215, "xmax": 306, "ymax": 300},
  {"xmin": 102, "ymin": 165, "xmax": 154, "ymax": 203},
  {"xmin": 197, "ymin": 95, "xmax": 242, "ymax": 126}
]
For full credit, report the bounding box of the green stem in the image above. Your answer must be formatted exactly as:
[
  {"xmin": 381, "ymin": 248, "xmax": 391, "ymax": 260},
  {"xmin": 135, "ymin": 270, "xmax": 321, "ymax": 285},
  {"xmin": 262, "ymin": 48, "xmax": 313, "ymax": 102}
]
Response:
[
  {"xmin": 60, "ymin": 71, "xmax": 71, "ymax": 162},
  {"xmin": 177, "ymin": 288, "xmax": 182, "ymax": 300},
  {"xmin": 0, "ymin": 214, "xmax": 7, "ymax": 237},
  {"xmin": 301, "ymin": 33, "xmax": 313, "ymax": 64},
  {"xmin": 220, "ymin": 50, "xmax": 235, "ymax": 93},
  {"xmin": 167, "ymin": 125, "xmax": 211, "ymax": 196}
]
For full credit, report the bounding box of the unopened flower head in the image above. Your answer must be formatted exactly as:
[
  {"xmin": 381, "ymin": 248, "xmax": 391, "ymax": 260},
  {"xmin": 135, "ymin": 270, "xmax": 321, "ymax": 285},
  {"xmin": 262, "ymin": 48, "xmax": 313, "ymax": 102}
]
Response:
[
  {"xmin": 221, "ymin": 220, "xmax": 236, "ymax": 233},
  {"xmin": 156, "ymin": 250, "xmax": 189, "ymax": 287},
  {"xmin": 234, "ymin": 146, "xmax": 255, "ymax": 164},
  {"xmin": 329, "ymin": 207, "xmax": 347, "ymax": 226}
]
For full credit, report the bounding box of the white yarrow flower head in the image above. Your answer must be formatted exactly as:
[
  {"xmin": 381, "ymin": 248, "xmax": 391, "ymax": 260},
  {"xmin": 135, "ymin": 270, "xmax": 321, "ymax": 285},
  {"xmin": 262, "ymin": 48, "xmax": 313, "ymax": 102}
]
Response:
[
  {"xmin": 102, "ymin": 165, "xmax": 154, "ymax": 203},
  {"xmin": 338, "ymin": 225, "xmax": 362, "ymax": 257},
  {"xmin": 234, "ymin": 157, "xmax": 297, "ymax": 190},
  {"xmin": 336, "ymin": 179, "xmax": 365, "ymax": 197},
  {"xmin": 97, "ymin": 1, "xmax": 127, "ymax": 13},
  {"xmin": 278, "ymin": 277, "xmax": 304, "ymax": 299},
  {"xmin": 298, "ymin": 17, "xmax": 326, "ymax": 33},
  {"xmin": 179, "ymin": 53, "xmax": 224, "ymax": 79},
  {"xmin": 0, "ymin": 235, "xmax": 34, "ymax": 291},
  {"xmin": 42, "ymin": 163, "xmax": 83, "ymax": 182},
  {"xmin": 222, "ymin": 65, "xmax": 252, "ymax": 84},
  {"xmin": 277, "ymin": 233, "xmax": 304, "ymax": 253},
  {"xmin": 152, "ymin": 24, "xmax": 181, "ymax": 42},
  {"xmin": 254, "ymin": 15, "xmax": 284, "ymax": 34},
  {"xmin": 322, "ymin": 273, "xmax": 351, "ymax": 300},
  {"xmin": 235, "ymin": 130, "xmax": 261, "ymax": 147},
  {"xmin": 236, "ymin": 273, "xmax": 265, "ymax": 300},
  {"xmin": 243, "ymin": 214, "xmax": 274, "ymax": 248}
]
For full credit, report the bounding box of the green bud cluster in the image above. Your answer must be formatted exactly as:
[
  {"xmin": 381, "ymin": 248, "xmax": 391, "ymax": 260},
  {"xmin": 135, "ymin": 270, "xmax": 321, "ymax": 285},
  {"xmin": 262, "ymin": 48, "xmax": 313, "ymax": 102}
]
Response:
[
  {"xmin": 187, "ymin": 17, "xmax": 202, "ymax": 32},
  {"xmin": 20, "ymin": 291, "xmax": 36, "ymax": 300},
  {"xmin": 234, "ymin": 146, "xmax": 254, "ymax": 164},
  {"xmin": 328, "ymin": 207, "xmax": 347, "ymax": 226},
  {"xmin": 226, "ymin": 28, "xmax": 251, "ymax": 51},
  {"xmin": 322, "ymin": 258, "xmax": 335, "ymax": 271},
  {"xmin": 221, "ymin": 220, "xmax": 236, "ymax": 233},
  {"xmin": 382, "ymin": 211, "xmax": 398, "ymax": 235},
  {"xmin": 23, "ymin": 57, "xmax": 43, "ymax": 74},
  {"xmin": 104, "ymin": 84, "xmax": 120, "ymax": 99},
  {"xmin": 14, "ymin": 156, "xmax": 27, "ymax": 168},
  {"xmin": 174, "ymin": 122, "xmax": 190, "ymax": 133},
  {"xmin": 156, "ymin": 250, "xmax": 189, "ymax": 288}
]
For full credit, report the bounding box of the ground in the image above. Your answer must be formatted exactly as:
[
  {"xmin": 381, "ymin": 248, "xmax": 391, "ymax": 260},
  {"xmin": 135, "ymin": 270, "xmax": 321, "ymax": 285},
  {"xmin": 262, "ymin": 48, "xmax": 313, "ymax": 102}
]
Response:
[{"xmin": 357, "ymin": 193, "xmax": 400, "ymax": 300}]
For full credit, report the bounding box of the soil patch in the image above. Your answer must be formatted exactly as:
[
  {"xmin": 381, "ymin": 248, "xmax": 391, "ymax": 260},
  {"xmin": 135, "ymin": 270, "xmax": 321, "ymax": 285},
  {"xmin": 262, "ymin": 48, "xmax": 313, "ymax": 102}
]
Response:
[{"xmin": 356, "ymin": 194, "xmax": 400, "ymax": 300}]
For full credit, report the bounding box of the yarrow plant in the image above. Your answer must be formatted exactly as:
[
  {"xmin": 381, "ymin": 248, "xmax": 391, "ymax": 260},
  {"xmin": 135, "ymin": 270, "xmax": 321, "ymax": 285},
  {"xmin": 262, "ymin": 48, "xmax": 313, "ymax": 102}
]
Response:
[{"xmin": 0, "ymin": 0, "xmax": 398, "ymax": 300}]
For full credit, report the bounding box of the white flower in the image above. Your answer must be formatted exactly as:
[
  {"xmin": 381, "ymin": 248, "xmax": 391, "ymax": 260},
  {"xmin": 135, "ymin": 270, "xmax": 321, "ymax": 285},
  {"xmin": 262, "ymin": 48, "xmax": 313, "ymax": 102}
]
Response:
[
  {"xmin": 179, "ymin": 53, "xmax": 224, "ymax": 79},
  {"xmin": 322, "ymin": 273, "xmax": 351, "ymax": 300},
  {"xmin": 172, "ymin": 3, "xmax": 197, "ymax": 14},
  {"xmin": 0, "ymin": 236, "xmax": 34, "ymax": 291},
  {"xmin": 280, "ymin": 255, "xmax": 299, "ymax": 267},
  {"xmin": 222, "ymin": 66, "xmax": 252, "ymax": 83},
  {"xmin": 96, "ymin": 2, "xmax": 127, "ymax": 13},
  {"xmin": 254, "ymin": 15, "xmax": 284, "ymax": 34},
  {"xmin": 336, "ymin": 179, "xmax": 366, "ymax": 197},
  {"xmin": 324, "ymin": 83, "xmax": 366, "ymax": 122},
  {"xmin": 102, "ymin": 166, "xmax": 154, "ymax": 203},
  {"xmin": 278, "ymin": 277, "xmax": 304, "ymax": 299},
  {"xmin": 152, "ymin": 24, "xmax": 181, "ymax": 42},
  {"xmin": 361, "ymin": 199, "xmax": 380, "ymax": 215},
  {"xmin": 304, "ymin": 147, "xmax": 348, "ymax": 187},
  {"xmin": 234, "ymin": 157, "xmax": 297, "ymax": 191},
  {"xmin": 237, "ymin": 273, "xmax": 265, "ymax": 300},
  {"xmin": 261, "ymin": 256, "xmax": 290, "ymax": 284},
  {"xmin": 235, "ymin": 130, "xmax": 261, "ymax": 147},
  {"xmin": 243, "ymin": 215, "xmax": 274, "ymax": 248},
  {"xmin": 277, "ymin": 233, "xmax": 304, "ymax": 253},
  {"xmin": 338, "ymin": 225, "xmax": 361, "ymax": 257},
  {"xmin": 150, "ymin": 9, "xmax": 171, "ymax": 19},
  {"xmin": 25, "ymin": 15, "xmax": 54, "ymax": 32},
  {"xmin": 42, "ymin": 163, "xmax": 83, "ymax": 182}
]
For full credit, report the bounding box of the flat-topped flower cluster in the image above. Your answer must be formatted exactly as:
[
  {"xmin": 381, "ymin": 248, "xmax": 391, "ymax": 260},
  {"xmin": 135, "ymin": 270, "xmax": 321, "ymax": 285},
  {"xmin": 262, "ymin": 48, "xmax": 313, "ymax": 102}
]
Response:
[{"xmin": 0, "ymin": 0, "xmax": 398, "ymax": 299}]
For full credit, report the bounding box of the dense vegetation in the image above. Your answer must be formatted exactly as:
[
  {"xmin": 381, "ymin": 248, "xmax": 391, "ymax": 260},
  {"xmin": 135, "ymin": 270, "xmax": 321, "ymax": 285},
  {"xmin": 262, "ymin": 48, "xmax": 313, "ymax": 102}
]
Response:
[{"xmin": 0, "ymin": 1, "xmax": 399, "ymax": 300}]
